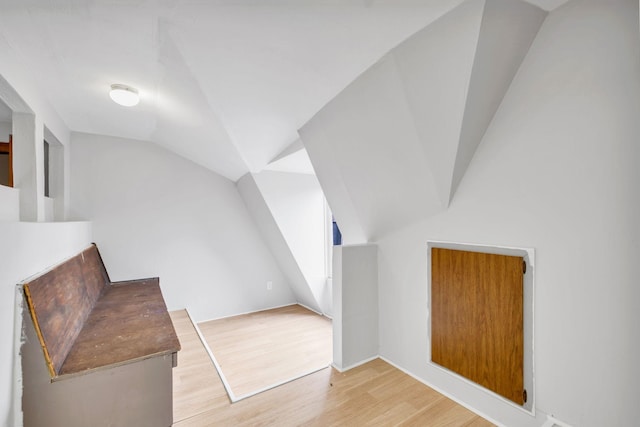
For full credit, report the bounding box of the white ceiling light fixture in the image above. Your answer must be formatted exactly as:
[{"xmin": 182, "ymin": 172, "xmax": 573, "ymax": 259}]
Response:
[{"xmin": 109, "ymin": 84, "xmax": 140, "ymax": 107}]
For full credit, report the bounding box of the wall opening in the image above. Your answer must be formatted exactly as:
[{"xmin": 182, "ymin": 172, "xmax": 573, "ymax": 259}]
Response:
[
  {"xmin": 43, "ymin": 127, "xmax": 65, "ymax": 221},
  {"xmin": 0, "ymin": 135, "xmax": 12, "ymax": 187},
  {"xmin": 43, "ymin": 139, "xmax": 50, "ymax": 197}
]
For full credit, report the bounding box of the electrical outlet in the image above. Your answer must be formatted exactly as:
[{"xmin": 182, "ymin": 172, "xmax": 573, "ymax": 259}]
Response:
[{"xmin": 267, "ymin": 281, "xmax": 273, "ymax": 291}]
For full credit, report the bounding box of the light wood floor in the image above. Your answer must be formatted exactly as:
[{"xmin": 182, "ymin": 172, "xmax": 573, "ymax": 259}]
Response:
[
  {"xmin": 197, "ymin": 304, "xmax": 332, "ymax": 399},
  {"xmin": 170, "ymin": 308, "xmax": 494, "ymax": 426}
]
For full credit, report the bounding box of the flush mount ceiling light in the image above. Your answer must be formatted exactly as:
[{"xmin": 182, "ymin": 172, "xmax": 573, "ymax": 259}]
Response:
[{"xmin": 109, "ymin": 84, "xmax": 139, "ymax": 107}]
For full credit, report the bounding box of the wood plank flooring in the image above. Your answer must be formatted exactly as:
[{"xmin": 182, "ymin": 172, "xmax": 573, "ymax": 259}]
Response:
[
  {"xmin": 197, "ymin": 304, "xmax": 332, "ymax": 399},
  {"xmin": 170, "ymin": 308, "xmax": 494, "ymax": 426}
]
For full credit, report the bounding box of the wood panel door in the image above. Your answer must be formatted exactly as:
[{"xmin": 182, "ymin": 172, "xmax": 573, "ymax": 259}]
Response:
[
  {"xmin": 0, "ymin": 134, "xmax": 12, "ymax": 187},
  {"xmin": 431, "ymin": 248, "xmax": 524, "ymax": 405}
]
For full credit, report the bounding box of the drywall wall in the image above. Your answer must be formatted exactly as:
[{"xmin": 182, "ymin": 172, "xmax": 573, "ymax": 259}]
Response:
[
  {"xmin": 0, "ymin": 64, "xmax": 71, "ymax": 224},
  {"xmin": 0, "ymin": 43, "xmax": 69, "ymax": 145},
  {"xmin": 301, "ymin": 0, "xmax": 545, "ymax": 241},
  {"xmin": 252, "ymin": 171, "xmax": 329, "ymax": 314},
  {"xmin": 449, "ymin": 0, "xmax": 546, "ymax": 200},
  {"xmin": 236, "ymin": 172, "xmax": 318, "ymax": 312},
  {"xmin": 69, "ymin": 133, "xmax": 295, "ymax": 322},
  {"xmin": 300, "ymin": 52, "xmax": 442, "ymax": 241},
  {"xmin": 332, "ymin": 244, "xmax": 378, "ymax": 371},
  {"xmin": 377, "ymin": 1, "xmax": 639, "ymax": 426},
  {"xmin": 12, "ymin": 113, "xmax": 44, "ymax": 222},
  {"xmin": 0, "ymin": 221, "xmax": 92, "ymax": 427},
  {"xmin": 0, "ymin": 121, "xmax": 10, "ymax": 140}
]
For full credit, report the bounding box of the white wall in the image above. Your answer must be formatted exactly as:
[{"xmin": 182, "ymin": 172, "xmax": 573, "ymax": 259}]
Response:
[
  {"xmin": 1, "ymin": 46, "xmax": 71, "ymax": 224},
  {"xmin": 301, "ymin": 0, "xmax": 545, "ymax": 241},
  {"xmin": 0, "ymin": 221, "xmax": 92, "ymax": 427},
  {"xmin": 69, "ymin": 133, "xmax": 295, "ymax": 322},
  {"xmin": 0, "ymin": 121, "xmax": 10, "ymax": 140},
  {"xmin": 252, "ymin": 171, "xmax": 329, "ymax": 314},
  {"xmin": 0, "ymin": 181, "xmax": 19, "ymax": 222},
  {"xmin": 377, "ymin": 1, "xmax": 639, "ymax": 426},
  {"xmin": 237, "ymin": 173, "xmax": 318, "ymax": 312},
  {"xmin": 332, "ymin": 244, "xmax": 378, "ymax": 371}
]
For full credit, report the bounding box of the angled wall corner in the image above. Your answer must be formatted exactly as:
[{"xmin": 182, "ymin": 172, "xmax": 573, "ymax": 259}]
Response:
[
  {"xmin": 300, "ymin": 54, "xmax": 441, "ymax": 242},
  {"xmin": 299, "ymin": 121, "xmax": 369, "ymax": 245},
  {"xmin": 301, "ymin": 0, "xmax": 548, "ymax": 240},
  {"xmin": 236, "ymin": 172, "xmax": 322, "ymax": 313},
  {"xmin": 391, "ymin": 0, "xmax": 486, "ymax": 208},
  {"xmin": 251, "ymin": 170, "xmax": 329, "ymax": 315},
  {"xmin": 450, "ymin": 0, "xmax": 547, "ymax": 202}
]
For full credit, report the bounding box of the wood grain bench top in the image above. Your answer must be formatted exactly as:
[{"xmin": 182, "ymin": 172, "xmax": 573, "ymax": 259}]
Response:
[
  {"xmin": 59, "ymin": 279, "xmax": 180, "ymax": 377},
  {"xmin": 23, "ymin": 244, "xmax": 180, "ymax": 380}
]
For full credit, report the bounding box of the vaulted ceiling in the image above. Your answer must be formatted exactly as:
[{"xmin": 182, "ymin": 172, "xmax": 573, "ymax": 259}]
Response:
[{"xmin": 0, "ymin": 0, "xmax": 569, "ymax": 181}]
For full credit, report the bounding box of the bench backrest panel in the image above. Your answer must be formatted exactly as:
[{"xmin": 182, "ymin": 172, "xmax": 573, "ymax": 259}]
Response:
[{"xmin": 24, "ymin": 244, "xmax": 109, "ymax": 376}]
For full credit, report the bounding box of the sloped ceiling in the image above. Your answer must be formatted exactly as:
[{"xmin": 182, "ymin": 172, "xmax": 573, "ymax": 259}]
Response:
[
  {"xmin": 300, "ymin": 0, "xmax": 547, "ymax": 241},
  {"xmin": 0, "ymin": 0, "xmax": 567, "ymax": 182}
]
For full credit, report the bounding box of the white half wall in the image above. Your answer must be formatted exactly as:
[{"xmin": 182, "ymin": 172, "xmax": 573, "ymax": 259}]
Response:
[
  {"xmin": 377, "ymin": 1, "xmax": 639, "ymax": 426},
  {"xmin": 0, "ymin": 185, "xmax": 19, "ymax": 221},
  {"xmin": 69, "ymin": 132, "xmax": 295, "ymax": 322},
  {"xmin": 332, "ymin": 244, "xmax": 378, "ymax": 371},
  {"xmin": 0, "ymin": 221, "xmax": 92, "ymax": 427}
]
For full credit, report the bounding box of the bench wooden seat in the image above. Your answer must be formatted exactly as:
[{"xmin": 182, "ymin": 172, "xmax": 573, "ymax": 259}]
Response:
[
  {"xmin": 21, "ymin": 244, "xmax": 181, "ymax": 426},
  {"xmin": 59, "ymin": 279, "xmax": 179, "ymax": 376},
  {"xmin": 23, "ymin": 243, "xmax": 180, "ymax": 379}
]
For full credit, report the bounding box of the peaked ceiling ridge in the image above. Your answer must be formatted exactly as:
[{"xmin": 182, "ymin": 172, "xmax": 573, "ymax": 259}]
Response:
[
  {"xmin": 390, "ymin": 0, "xmax": 486, "ymax": 209},
  {"xmin": 268, "ymin": 138, "xmax": 305, "ymax": 165},
  {"xmin": 448, "ymin": 0, "xmax": 548, "ymax": 204},
  {"xmin": 299, "ymin": 0, "xmax": 550, "ymax": 242},
  {"xmin": 298, "ymin": 0, "xmax": 484, "ymax": 242}
]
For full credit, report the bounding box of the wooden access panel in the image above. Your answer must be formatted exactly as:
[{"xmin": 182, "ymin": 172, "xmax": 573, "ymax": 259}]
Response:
[{"xmin": 431, "ymin": 248, "xmax": 524, "ymax": 405}]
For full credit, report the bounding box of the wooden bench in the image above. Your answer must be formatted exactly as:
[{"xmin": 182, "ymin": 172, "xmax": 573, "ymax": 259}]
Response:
[{"xmin": 21, "ymin": 244, "xmax": 181, "ymax": 426}]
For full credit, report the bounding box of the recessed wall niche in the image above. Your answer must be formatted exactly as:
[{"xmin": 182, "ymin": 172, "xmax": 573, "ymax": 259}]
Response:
[{"xmin": 427, "ymin": 241, "xmax": 535, "ymax": 414}]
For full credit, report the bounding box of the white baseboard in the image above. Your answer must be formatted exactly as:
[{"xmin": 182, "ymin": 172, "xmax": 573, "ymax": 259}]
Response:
[
  {"xmin": 195, "ymin": 301, "xmax": 330, "ymax": 325},
  {"xmin": 185, "ymin": 309, "xmax": 238, "ymax": 402},
  {"xmin": 296, "ymin": 302, "xmax": 325, "ymax": 317},
  {"xmin": 541, "ymin": 414, "xmax": 573, "ymax": 427},
  {"xmin": 196, "ymin": 301, "xmax": 298, "ymax": 324},
  {"xmin": 331, "ymin": 355, "xmax": 379, "ymax": 373},
  {"xmin": 378, "ymin": 355, "xmax": 503, "ymax": 427}
]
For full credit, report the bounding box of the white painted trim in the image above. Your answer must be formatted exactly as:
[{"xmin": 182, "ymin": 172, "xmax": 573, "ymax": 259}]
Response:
[
  {"xmin": 232, "ymin": 365, "xmax": 330, "ymax": 402},
  {"xmin": 197, "ymin": 302, "xmax": 331, "ymax": 324},
  {"xmin": 541, "ymin": 414, "xmax": 573, "ymax": 427},
  {"xmin": 187, "ymin": 307, "xmax": 331, "ymax": 403},
  {"xmin": 427, "ymin": 361, "xmax": 535, "ymax": 417},
  {"xmin": 12, "ymin": 285, "xmax": 25, "ymax": 427},
  {"xmin": 186, "ymin": 309, "xmax": 238, "ymax": 402},
  {"xmin": 379, "ymin": 356, "xmax": 504, "ymax": 427},
  {"xmin": 297, "ymin": 302, "xmax": 325, "ymax": 317},
  {"xmin": 331, "ymin": 355, "xmax": 379, "ymax": 373},
  {"xmin": 196, "ymin": 302, "xmax": 299, "ymax": 324}
]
